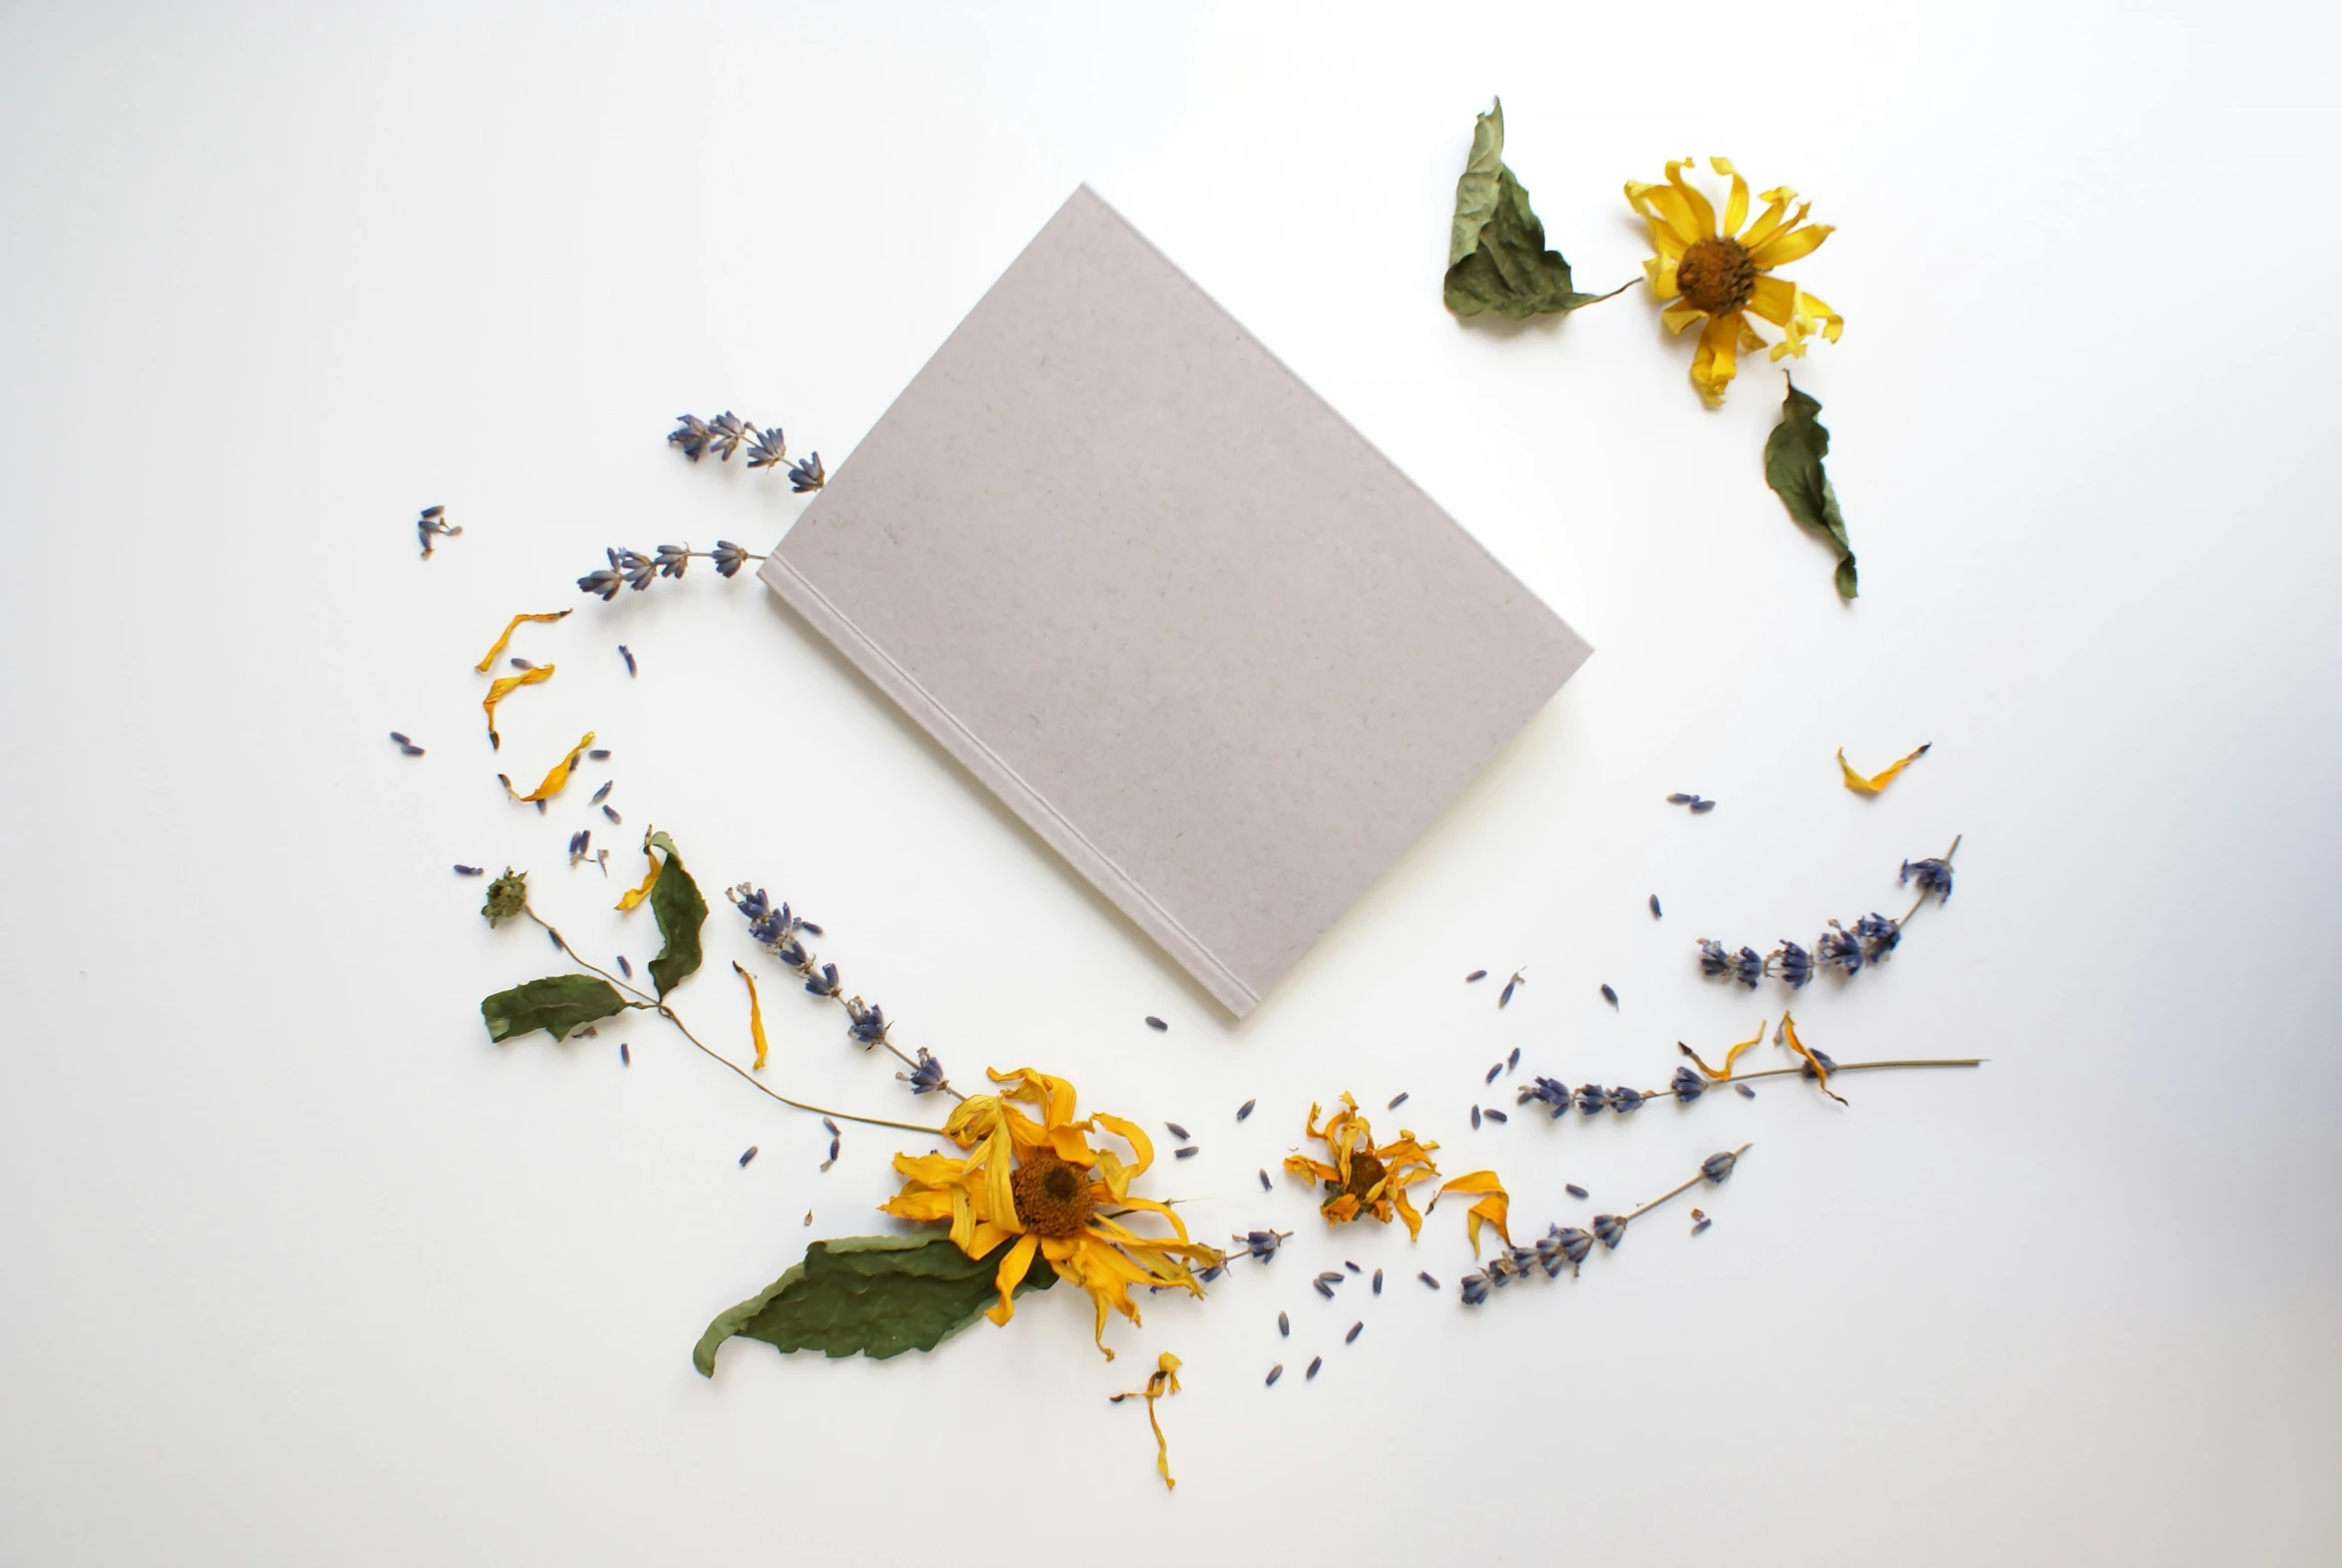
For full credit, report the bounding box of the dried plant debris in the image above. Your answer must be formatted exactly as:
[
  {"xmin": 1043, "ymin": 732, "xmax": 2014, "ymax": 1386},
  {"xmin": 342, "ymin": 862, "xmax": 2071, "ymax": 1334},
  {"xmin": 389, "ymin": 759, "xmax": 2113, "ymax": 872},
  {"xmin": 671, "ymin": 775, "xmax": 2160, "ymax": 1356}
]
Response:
[
  {"xmin": 1444, "ymin": 98, "xmax": 1628, "ymax": 319},
  {"xmin": 1765, "ymin": 377, "xmax": 1858, "ymax": 599},
  {"xmin": 1649, "ymin": 894, "xmax": 1663, "ymax": 918},
  {"xmin": 1838, "ymin": 742, "xmax": 1930, "ymax": 794},
  {"xmin": 619, "ymin": 646, "xmax": 637, "ymax": 676},
  {"xmin": 1498, "ymin": 969, "xmax": 1526, "ymax": 1007},
  {"xmin": 1236, "ymin": 1099, "xmax": 1256, "ymax": 1121},
  {"xmin": 1464, "ymin": 968, "xmax": 1488, "ymax": 983},
  {"xmin": 1698, "ymin": 837, "xmax": 1960, "ymax": 990},
  {"xmin": 416, "ymin": 504, "xmax": 460, "ymax": 558},
  {"xmin": 1667, "ymin": 791, "xmax": 1717, "ymax": 812},
  {"xmin": 453, "ymin": 864, "xmax": 484, "ymax": 876},
  {"xmin": 1599, "ymin": 983, "xmax": 1619, "ymax": 1008},
  {"xmin": 388, "ymin": 732, "xmax": 424, "ymax": 757},
  {"xmin": 1144, "ymin": 1016, "xmax": 1168, "ymax": 1032},
  {"xmin": 739, "ymin": 1146, "xmax": 758, "ymax": 1168}
]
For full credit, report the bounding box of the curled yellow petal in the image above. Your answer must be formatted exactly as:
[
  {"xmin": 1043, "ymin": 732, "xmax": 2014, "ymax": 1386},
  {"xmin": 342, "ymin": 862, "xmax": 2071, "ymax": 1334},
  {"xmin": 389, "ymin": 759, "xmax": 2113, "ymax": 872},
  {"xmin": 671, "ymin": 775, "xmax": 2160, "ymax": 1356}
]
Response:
[
  {"xmin": 1838, "ymin": 743, "xmax": 1932, "ymax": 794},
  {"xmin": 1436, "ymin": 1170, "xmax": 1511, "ymax": 1257},
  {"xmin": 501, "ymin": 732, "xmax": 594, "ymax": 803},
  {"xmin": 616, "ymin": 844, "xmax": 663, "ymax": 910},
  {"xmin": 1780, "ymin": 1012, "xmax": 1847, "ymax": 1105},
  {"xmin": 1110, "ymin": 1351, "xmax": 1183, "ymax": 1490},
  {"xmin": 986, "ymin": 1233, "xmax": 1039, "ymax": 1326},
  {"xmin": 1690, "ymin": 310, "xmax": 1742, "ymax": 403},
  {"xmin": 732, "ymin": 961, "xmax": 768, "ymax": 1070},
  {"xmin": 481, "ymin": 663, "xmax": 553, "ymax": 748},
  {"xmin": 1713, "ymin": 155, "xmax": 1749, "ymax": 235},
  {"xmin": 1749, "ymin": 221, "xmax": 1833, "ymax": 270},
  {"xmin": 1680, "ymin": 1021, "xmax": 1767, "ymax": 1080},
  {"xmin": 473, "ymin": 610, "xmax": 570, "ymax": 673}
]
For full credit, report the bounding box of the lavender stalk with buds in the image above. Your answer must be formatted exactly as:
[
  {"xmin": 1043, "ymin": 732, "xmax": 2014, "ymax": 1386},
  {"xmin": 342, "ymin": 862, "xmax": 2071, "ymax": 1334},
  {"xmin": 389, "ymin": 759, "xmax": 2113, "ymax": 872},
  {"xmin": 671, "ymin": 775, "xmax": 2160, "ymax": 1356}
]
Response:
[
  {"xmin": 573, "ymin": 414, "xmax": 827, "ymax": 601},
  {"xmin": 1458, "ymin": 1145, "xmax": 1750, "ymax": 1306},
  {"xmin": 728, "ymin": 883, "xmax": 960, "ymax": 1101},
  {"xmin": 1697, "ymin": 836, "xmax": 1961, "ymax": 991}
]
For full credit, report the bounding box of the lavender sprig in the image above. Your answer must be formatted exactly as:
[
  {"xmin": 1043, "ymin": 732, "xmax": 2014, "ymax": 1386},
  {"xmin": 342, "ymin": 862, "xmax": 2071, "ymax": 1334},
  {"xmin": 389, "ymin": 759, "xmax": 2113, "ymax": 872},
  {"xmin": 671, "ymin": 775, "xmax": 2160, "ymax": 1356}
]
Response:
[
  {"xmin": 577, "ymin": 542, "xmax": 765, "ymax": 599},
  {"xmin": 1697, "ymin": 836, "xmax": 1960, "ymax": 991},
  {"xmin": 1459, "ymin": 1144, "xmax": 1750, "ymax": 1306},
  {"xmin": 1516, "ymin": 1050, "xmax": 1981, "ymax": 1121},
  {"xmin": 728, "ymin": 883, "xmax": 960, "ymax": 1100}
]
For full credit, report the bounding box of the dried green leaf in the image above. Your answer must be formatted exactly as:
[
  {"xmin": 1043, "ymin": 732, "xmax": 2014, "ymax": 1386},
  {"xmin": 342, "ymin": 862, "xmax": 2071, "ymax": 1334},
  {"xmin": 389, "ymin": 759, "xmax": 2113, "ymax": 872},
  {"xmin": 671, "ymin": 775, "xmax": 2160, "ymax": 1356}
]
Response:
[
  {"xmin": 481, "ymin": 973, "xmax": 627, "ymax": 1046},
  {"xmin": 1443, "ymin": 98, "xmax": 1624, "ymax": 320},
  {"xmin": 693, "ymin": 1234, "xmax": 1056, "ymax": 1373},
  {"xmin": 1764, "ymin": 377, "xmax": 1859, "ymax": 599},
  {"xmin": 643, "ymin": 829, "xmax": 706, "ymax": 996}
]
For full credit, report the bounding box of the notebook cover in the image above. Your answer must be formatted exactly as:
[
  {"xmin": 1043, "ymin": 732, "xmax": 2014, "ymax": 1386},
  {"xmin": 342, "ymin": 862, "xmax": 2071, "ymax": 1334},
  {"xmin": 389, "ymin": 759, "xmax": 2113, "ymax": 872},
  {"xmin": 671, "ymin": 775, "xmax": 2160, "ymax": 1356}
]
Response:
[{"xmin": 760, "ymin": 186, "xmax": 1590, "ymax": 1017}]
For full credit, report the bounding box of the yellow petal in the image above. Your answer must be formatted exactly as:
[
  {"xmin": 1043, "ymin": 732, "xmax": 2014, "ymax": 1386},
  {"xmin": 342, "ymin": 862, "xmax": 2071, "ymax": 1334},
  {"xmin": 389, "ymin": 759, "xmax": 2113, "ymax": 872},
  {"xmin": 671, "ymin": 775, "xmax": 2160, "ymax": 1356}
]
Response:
[
  {"xmin": 1838, "ymin": 743, "xmax": 1932, "ymax": 794},
  {"xmin": 1797, "ymin": 287, "xmax": 1843, "ymax": 343},
  {"xmin": 473, "ymin": 610, "xmax": 570, "ymax": 673},
  {"xmin": 1109, "ymin": 1350, "xmax": 1182, "ymax": 1490},
  {"xmin": 1664, "ymin": 158, "xmax": 1717, "ymax": 239},
  {"xmin": 732, "ymin": 962, "xmax": 768, "ymax": 1070},
  {"xmin": 1645, "ymin": 257, "xmax": 1680, "ymax": 297},
  {"xmin": 1436, "ymin": 1170, "xmax": 1512, "ymax": 1257},
  {"xmin": 1712, "ymin": 156, "xmax": 1748, "ymax": 235},
  {"xmin": 1739, "ymin": 191, "xmax": 1802, "ymax": 250},
  {"xmin": 481, "ymin": 663, "xmax": 554, "ymax": 748},
  {"xmin": 985, "ymin": 1233, "xmax": 1040, "ymax": 1325},
  {"xmin": 1780, "ymin": 1012, "xmax": 1847, "ymax": 1105},
  {"xmin": 1690, "ymin": 311, "xmax": 1742, "ymax": 404},
  {"xmin": 1630, "ymin": 172, "xmax": 1706, "ymax": 249},
  {"xmin": 1748, "ymin": 274, "xmax": 1798, "ymax": 326},
  {"xmin": 1750, "ymin": 221, "xmax": 1833, "ymax": 269},
  {"xmin": 1090, "ymin": 1112, "xmax": 1155, "ymax": 1182},
  {"xmin": 1661, "ymin": 302, "xmax": 1705, "ymax": 335},
  {"xmin": 1736, "ymin": 320, "xmax": 1768, "ymax": 355},
  {"xmin": 1681, "ymin": 1021, "xmax": 1767, "ymax": 1080},
  {"xmin": 1392, "ymin": 1184, "xmax": 1424, "ymax": 1242},
  {"xmin": 616, "ymin": 848, "xmax": 662, "ymax": 911},
  {"xmin": 502, "ymin": 732, "xmax": 594, "ymax": 803}
]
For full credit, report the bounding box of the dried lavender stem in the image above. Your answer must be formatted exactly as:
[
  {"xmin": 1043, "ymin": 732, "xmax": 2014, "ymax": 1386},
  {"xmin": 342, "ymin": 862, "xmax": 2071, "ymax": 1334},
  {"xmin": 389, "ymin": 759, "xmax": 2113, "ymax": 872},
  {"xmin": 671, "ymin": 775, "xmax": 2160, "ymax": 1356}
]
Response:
[
  {"xmin": 526, "ymin": 908, "xmax": 945, "ymax": 1138},
  {"xmin": 750, "ymin": 921, "xmax": 966, "ymax": 1101},
  {"xmin": 1701, "ymin": 1057, "xmax": 1983, "ymax": 1090},
  {"xmin": 1892, "ymin": 834, "xmax": 1962, "ymax": 928},
  {"xmin": 1624, "ymin": 1143, "xmax": 1750, "ymax": 1222}
]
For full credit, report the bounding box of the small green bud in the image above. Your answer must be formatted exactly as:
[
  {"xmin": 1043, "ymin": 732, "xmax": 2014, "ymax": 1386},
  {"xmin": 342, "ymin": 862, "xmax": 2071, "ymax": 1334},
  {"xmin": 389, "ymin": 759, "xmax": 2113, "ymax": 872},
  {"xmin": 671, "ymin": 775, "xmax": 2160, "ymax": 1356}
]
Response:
[{"xmin": 482, "ymin": 867, "xmax": 529, "ymax": 926}]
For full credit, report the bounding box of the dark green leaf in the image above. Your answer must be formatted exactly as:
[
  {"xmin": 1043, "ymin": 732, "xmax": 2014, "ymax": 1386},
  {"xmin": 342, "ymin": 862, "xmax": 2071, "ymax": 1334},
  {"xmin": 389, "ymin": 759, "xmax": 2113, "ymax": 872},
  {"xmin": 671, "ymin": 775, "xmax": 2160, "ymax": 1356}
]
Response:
[
  {"xmin": 480, "ymin": 973, "xmax": 628, "ymax": 1046},
  {"xmin": 1444, "ymin": 98, "xmax": 1625, "ymax": 320},
  {"xmin": 694, "ymin": 1234, "xmax": 1056, "ymax": 1373},
  {"xmin": 1764, "ymin": 377, "xmax": 1859, "ymax": 600},
  {"xmin": 644, "ymin": 829, "xmax": 707, "ymax": 996}
]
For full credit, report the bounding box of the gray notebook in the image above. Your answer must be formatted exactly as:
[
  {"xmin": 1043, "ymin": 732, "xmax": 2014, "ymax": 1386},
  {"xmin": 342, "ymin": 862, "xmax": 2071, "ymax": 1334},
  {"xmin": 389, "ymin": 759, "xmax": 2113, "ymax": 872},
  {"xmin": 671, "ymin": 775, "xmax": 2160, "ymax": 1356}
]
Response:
[{"xmin": 761, "ymin": 186, "xmax": 1589, "ymax": 1017}]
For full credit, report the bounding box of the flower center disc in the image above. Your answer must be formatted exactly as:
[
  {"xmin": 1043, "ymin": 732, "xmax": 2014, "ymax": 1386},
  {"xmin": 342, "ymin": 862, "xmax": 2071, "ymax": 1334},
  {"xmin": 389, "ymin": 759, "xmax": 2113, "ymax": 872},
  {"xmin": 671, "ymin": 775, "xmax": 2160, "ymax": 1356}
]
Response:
[
  {"xmin": 1344, "ymin": 1152, "xmax": 1388, "ymax": 1202},
  {"xmin": 1010, "ymin": 1151, "xmax": 1096, "ymax": 1238},
  {"xmin": 1676, "ymin": 235, "xmax": 1756, "ymax": 314}
]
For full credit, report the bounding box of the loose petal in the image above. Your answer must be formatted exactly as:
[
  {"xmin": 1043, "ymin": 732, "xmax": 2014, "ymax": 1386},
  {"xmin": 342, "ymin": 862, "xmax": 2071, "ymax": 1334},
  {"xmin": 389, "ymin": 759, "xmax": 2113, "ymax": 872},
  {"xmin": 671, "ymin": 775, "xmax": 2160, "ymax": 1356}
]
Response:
[
  {"xmin": 474, "ymin": 610, "xmax": 570, "ymax": 673},
  {"xmin": 733, "ymin": 961, "xmax": 769, "ymax": 1070},
  {"xmin": 505, "ymin": 733, "xmax": 595, "ymax": 803},
  {"xmin": 616, "ymin": 844, "xmax": 663, "ymax": 911},
  {"xmin": 480, "ymin": 663, "xmax": 554, "ymax": 747},
  {"xmin": 1780, "ymin": 1012, "xmax": 1846, "ymax": 1104},
  {"xmin": 1112, "ymin": 1351, "xmax": 1183, "ymax": 1490},
  {"xmin": 1838, "ymin": 743, "xmax": 1931, "ymax": 794},
  {"xmin": 1437, "ymin": 1170, "xmax": 1512, "ymax": 1257}
]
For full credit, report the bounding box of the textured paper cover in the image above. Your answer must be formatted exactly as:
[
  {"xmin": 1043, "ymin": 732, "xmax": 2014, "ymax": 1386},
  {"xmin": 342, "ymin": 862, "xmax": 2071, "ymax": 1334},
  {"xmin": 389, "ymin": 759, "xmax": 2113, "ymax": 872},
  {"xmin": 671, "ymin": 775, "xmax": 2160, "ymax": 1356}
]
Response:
[{"xmin": 762, "ymin": 187, "xmax": 1590, "ymax": 1016}]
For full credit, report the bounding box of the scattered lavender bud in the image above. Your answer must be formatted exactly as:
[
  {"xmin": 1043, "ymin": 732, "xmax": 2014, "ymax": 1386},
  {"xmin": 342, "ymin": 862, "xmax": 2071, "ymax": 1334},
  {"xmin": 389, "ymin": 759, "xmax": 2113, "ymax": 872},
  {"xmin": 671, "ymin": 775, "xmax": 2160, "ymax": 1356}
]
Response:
[
  {"xmin": 399, "ymin": 744, "xmax": 424, "ymax": 757},
  {"xmin": 1650, "ymin": 893, "xmax": 1663, "ymax": 918},
  {"xmin": 1690, "ymin": 798, "xmax": 1717, "ymax": 813},
  {"xmin": 1701, "ymin": 1150, "xmax": 1739, "ymax": 1183},
  {"xmin": 1484, "ymin": 1062, "xmax": 1502, "ymax": 1085},
  {"xmin": 588, "ymin": 749, "xmax": 612, "ymax": 761},
  {"xmin": 453, "ymin": 864, "xmax": 483, "ymax": 875},
  {"xmin": 619, "ymin": 1042, "xmax": 630, "ymax": 1066},
  {"xmin": 1387, "ymin": 1092, "xmax": 1409, "ymax": 1109},
  {"xmin": 1471, "ymin": 1106, "xmax": 1481, "ymax": 1129},
  {"xmin": 1498, "ymin": 970, "xmax": 1524, "ymax": 1007},
  {"xmin": 1236, "ymin": 1099, "xmax": 1255, "ymax": 1121},
  {"xmin": 1372, "ymin": 1269, "xmax": 1383, "ymax": 1294},
  {"xmin": 591, "ymin": 781, "xmax": 613, "ymax": 804},
  {"xmin": 822, "ymin": 1118, "xmax": 840, "ymax": 1136},
  {"xmin": 1313, "ymin": 1279, "xmax": 1335, "ymax": 1300},
  {"xmin": 1174, "ymin": 1147, "xmax": 1198, "ymax": 1159},
  {"xmin": 1315, "ymin": 1271, "xmax": 1344, "ymax": 1288},
  {"xmin": 827, "ymin": 1137, "xmax": 841, "ymax": 1162},
  {"xmin": 1345, "ymin": 1261, "xmax": 1361, "ymax": 1274},
  {"xmin": 1600, "ymin": 983, "xmax": 1619, "ymax": 1008},
  {"xmin": 389, "ymin": 732, "xmax": 409, "ymax": 745},
  {"xmin": 1419, "ymin": 1272, "xmax": 1440, "ymax": 1289},
  {"xmin": 507, "ymin": 657, "xmax": 534, "ymax": 672},
  {"xmin": 1693, "ymin": 1218, "xmax": 1712, "ymax": 1236},
  {"xmin": 602, "ymin": 805, "xmax": 622, "ymax": 824},
  {"xmin": 616, "ymin": 955, "xmax": 632, "ymax": 978},
  {"xmin": 619, "ymin": 646, "xmax": 636, "ymax": 677},
  {"xmin": 1506, "ymin": 1047, "xmax": 1519, "ymax": 1073},
  {"xmin": 738, "ymin": 1146, "xmax": 758, "ymax": 1168},
  {"xmin": 1482, "ymin": 1108, "xmax": 1508, "ymax": 1124},
  {"xmin": 1666, "ymin": 792, "xmax": 1696, "ymax": 803},
  {"xmin": 1259, "ymin": 1168, "xmax": 1271, "ymax": 1191},
  {"xmin": 1345, "ymin": 1321, "xmax": 1363, "ymax": 1344},
  {"xmin": 1735, "ymin": 1083, "xmax": 1757, "ymax": 1099},
  {"xmin": 1266, "ymin": 1363, "xmax": 1283, "ymax": 1386},
  {"xmin": 1565, "ymin": 1183, "xmax": 1588, "ymax": 1199},
  {"xmin": 1165, "ymin": 1122, "xmax": 1190, "ymax": 1141},
  {"xmin": 547, "ymin": 929, "xmax": 562, "ymax": 950},
  {"xmin": 1464, "ymin": 969, "xmax": 1487, "ymax": 982},
  {"xmin": 1144, "ymin": 1015, "xmax": 1168, "ymax": 1032},
  {"xmin": 1278, "ymin": 1311, "xmax": 1290, "ymax": 1336},
  {"xmin": 1306, "ymin": 1356, "xmax": 1323, "ymax": 1380}
]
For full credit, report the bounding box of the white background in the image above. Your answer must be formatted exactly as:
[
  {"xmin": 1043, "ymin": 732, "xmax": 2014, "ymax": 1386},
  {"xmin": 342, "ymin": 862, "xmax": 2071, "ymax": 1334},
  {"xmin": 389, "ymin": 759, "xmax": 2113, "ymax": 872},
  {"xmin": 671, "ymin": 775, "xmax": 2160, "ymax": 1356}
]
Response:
[{"xmin": 3, "ymin": 2, "xmax": 2336, "ymax": 1563}]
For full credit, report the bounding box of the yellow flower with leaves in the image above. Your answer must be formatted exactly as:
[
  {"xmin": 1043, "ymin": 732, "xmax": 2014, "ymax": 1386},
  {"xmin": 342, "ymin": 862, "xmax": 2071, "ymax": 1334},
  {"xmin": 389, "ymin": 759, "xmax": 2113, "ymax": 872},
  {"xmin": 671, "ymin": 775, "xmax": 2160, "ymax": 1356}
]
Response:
[
  {"xmin": 879, "ymin": 1066, "xmax": 1219, "ymax": 1359},
  {"xmin": 1284, "ymin": 1094, "xmax": 1444, "ymax": 1239},
  {"xmin": 1627, "ymin": 157, "xmax": 1842, "ymax": 404}
]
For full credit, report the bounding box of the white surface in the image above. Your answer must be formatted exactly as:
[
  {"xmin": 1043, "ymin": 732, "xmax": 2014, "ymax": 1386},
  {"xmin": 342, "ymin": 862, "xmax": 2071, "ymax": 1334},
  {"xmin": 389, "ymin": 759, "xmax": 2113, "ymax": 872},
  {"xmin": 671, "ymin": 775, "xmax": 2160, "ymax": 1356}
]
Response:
[{"xmin": 1, "ymin": 3, "xmax": 2335, "ymax": 1563}]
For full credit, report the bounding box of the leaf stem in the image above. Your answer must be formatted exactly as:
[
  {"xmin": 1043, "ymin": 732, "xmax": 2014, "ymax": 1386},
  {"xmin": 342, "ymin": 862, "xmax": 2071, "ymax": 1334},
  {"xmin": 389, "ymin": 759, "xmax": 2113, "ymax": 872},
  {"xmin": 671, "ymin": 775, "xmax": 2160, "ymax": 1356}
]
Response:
[{"xmin": 524, "ymin": 904, "xmax": 946, "ymax": 1138}]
